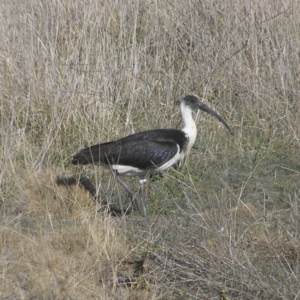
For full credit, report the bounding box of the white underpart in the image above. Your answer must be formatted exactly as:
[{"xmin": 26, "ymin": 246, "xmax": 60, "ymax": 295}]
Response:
[
  {"xmin": 110, "ymin": 164, "xmax": 153, "ymax": 180},
  {"xmin": 110, "ymin": 164, "xmax": 144, "ymax": 177},
  {"xmin": 180, "ymin": 101, "xmax": 197, "ymax": 157}
]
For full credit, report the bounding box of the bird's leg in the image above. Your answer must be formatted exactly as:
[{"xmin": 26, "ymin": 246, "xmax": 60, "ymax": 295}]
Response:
[
  {"xmin": 139, "ymin": 179, "xmax": 148, "ymax": 222},
  {"xmin": 113, "ymin": 173, "xmax": 139, "ymax": 212},
  {"xmin": 114, "ymin": 174, "xmax": 134, "ymax": 197}
]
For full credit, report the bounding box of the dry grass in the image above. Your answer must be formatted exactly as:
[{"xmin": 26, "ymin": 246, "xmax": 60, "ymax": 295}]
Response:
[{"xmin": 1, "ymin": 0, "xmax": 300, "ymax": 299}]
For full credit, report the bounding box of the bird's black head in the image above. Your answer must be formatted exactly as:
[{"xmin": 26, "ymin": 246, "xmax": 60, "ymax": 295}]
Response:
[
  {"xmin": 182, "ymin": 94, "xmax": 233, "ymax": 135},
  {"xmin": 182, "ymin": 95, "xmax": 203, "ymax": 110}
]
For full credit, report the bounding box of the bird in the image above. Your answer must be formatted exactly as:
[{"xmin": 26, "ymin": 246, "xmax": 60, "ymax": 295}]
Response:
[{"xmin": 72, "ymin": 95, "xmax": 232, "ymax": 221}]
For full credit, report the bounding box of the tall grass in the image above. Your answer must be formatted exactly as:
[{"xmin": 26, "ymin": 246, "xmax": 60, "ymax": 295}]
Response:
[{"xmin": 1, "ymin": 0, "xmax": 299, "ymax": 299}]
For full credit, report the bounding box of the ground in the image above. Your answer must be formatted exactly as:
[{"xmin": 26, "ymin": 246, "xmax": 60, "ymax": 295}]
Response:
[{"xmin": 1, "ymin": 0, "xmax": 299, "ymax": 299}]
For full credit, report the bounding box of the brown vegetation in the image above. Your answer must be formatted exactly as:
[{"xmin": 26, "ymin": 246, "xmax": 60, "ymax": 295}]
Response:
[{"xmin": 1, "ymin": 0, "xmax": 299, "ymax": 299}]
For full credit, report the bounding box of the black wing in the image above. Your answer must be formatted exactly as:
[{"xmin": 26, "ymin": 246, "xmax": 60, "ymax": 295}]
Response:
[{"xmin": 72, "ymin": 129, "xmax": 187, "ymax": 170}]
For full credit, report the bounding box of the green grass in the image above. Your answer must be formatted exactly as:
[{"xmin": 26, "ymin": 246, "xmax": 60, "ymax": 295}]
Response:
[{"xmin": 1, "ymin": 0, "xmax": 300, "ymax": 299}]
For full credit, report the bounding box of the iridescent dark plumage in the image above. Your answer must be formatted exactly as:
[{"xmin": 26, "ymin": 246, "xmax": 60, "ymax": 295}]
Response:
[{"xmin": 72, "ymin": 95, "xmax": 232, "ymax": 220}]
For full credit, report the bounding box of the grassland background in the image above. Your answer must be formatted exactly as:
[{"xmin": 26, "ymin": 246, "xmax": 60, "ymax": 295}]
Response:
[{"xmin": 1, "ymin": 0, "xmax": 300, "ymax": 299}]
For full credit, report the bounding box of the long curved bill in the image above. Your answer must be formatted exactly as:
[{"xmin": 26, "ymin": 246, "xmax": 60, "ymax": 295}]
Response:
[{"xmin": 198, "ymin": 102, "xmax": 233, "ymax": 135}]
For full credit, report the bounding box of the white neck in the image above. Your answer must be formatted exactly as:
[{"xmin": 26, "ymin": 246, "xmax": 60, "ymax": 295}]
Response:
[{"xmin": 181, "ymin": 101, "xmax": 197, "ymax": 155}]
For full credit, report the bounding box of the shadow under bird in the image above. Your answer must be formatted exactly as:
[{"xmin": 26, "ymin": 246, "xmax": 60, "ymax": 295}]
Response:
[{"xmin": 72, "ymin": 95, "xmax": 232, "ymax": 221}]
